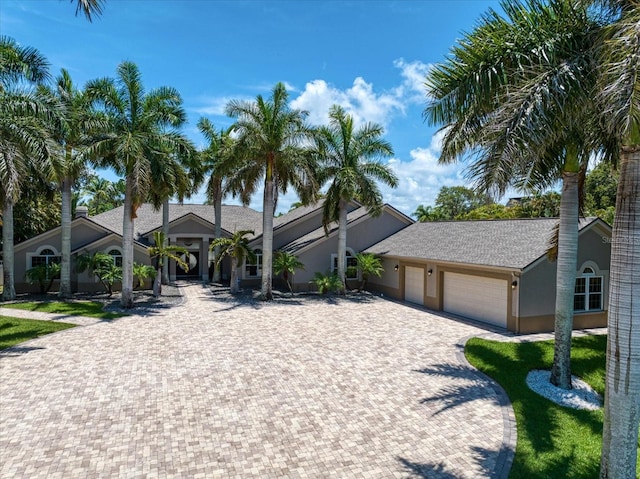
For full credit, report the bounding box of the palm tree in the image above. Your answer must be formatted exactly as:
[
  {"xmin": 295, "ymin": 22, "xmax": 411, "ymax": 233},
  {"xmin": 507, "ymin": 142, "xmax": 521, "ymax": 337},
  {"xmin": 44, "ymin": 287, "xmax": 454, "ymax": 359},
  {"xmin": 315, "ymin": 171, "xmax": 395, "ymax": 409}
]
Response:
[
  {"xmin": 72, "ymin": 0, "xmax": 105, "ymax": 21},
  {"xmin": 355, "ymin": 253, "xmax": 384, "ymax": 292},
  {"xmin": 424, "ymin": 0, "xmax": 607, "ymax": 390},
  {"xmin": 593, "ymin": 2, "xmax": 640, "ymax": 477},
  {"xmin": 314, "ymin": 104, "xmax": 397, "ymax": 293},
  {"xmin": 225, "ymin": 82, "xmax": 317, "ymax": 300},
  {"xmin": 148, "ymin": 231, "xmax": 189, "ymax": 298},
  {"xmin": 195, "ymin": 118, "xmax": 235, "ymax": 283},
  {"xmin": 209, "ymin": 230, "xmax": 255, "ymax": 295},
  {"xmin": 273, "ymin": 250, "xmax": 304, "ymax": 294},
  {"xmin": 86, "ymin": 61, "xmax": 191, "ymax": 308},
  {"xmin": 76, "ymin": 251, "xmax": 121, "ymax": 297},
  {"xmin": 40, "ymin": 68, "xmax": 104, "ymax": 298},
  {"xmin": 1, "ymin": 37, "xmax": 55, "ymax": 301}
]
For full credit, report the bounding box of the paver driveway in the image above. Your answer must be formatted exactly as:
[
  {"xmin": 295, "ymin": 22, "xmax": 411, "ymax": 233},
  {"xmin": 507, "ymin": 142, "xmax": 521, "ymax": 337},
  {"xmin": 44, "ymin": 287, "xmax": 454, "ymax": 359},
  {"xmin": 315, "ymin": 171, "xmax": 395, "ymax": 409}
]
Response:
[{"xmin": 1, "ymin": 283, "xmax": 511, "ymax": 478}]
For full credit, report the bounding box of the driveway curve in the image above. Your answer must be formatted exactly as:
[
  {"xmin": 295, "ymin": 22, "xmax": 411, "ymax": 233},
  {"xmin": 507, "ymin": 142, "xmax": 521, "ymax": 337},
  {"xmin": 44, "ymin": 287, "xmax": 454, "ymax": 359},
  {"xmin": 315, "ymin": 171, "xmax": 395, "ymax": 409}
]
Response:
[{"xmin": 1, "ymin": 283, "xmax": 511, "ymax": 478}]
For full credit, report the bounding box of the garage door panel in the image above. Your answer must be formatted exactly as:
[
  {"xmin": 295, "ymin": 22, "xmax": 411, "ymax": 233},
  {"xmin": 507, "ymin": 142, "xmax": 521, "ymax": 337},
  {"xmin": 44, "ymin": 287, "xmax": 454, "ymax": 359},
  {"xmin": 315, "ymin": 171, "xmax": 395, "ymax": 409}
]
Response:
[
  {"xmin": 404, "ymin": 266, "xmax": 424, "ymax": 305},
  {"xmin": 443, "ymin": 272, "xmax": 507, "ymax": 328}
]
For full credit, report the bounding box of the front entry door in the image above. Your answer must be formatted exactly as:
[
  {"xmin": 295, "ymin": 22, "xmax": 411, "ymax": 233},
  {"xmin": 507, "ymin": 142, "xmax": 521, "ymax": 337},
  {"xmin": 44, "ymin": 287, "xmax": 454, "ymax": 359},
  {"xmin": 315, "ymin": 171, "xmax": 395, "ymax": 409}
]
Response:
[{"xmin": 177, "ymin": 252, "xmax": 199, "ymax": 278}]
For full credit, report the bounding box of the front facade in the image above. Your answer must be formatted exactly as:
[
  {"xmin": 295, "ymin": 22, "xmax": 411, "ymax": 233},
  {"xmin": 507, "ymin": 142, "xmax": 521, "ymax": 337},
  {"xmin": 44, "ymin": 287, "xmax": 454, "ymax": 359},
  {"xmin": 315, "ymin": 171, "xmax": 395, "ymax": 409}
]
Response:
[{"xmin": 365, "ymin": 217, "xmax": 611, "ymax": 334}]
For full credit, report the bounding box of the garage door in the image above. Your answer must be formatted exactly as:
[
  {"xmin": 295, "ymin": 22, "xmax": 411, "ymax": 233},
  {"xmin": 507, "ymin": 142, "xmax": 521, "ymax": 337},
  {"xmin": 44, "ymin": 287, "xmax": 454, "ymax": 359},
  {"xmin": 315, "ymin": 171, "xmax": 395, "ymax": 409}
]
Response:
[
  {"xmin": 443, "ymin": 272, "xmax": 507, "ymax": 328},
  {"xmin": 404, "ymin": 266, "xmax": 424, "ymax": 305}
]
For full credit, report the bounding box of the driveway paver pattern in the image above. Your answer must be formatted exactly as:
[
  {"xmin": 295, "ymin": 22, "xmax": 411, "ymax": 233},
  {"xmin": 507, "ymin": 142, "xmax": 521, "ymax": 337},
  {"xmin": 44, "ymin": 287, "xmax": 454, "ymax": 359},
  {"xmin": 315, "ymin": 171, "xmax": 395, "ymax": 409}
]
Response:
[{"xmin": 1, "ymin": 283, "xmax": 509, "ymax": 478}]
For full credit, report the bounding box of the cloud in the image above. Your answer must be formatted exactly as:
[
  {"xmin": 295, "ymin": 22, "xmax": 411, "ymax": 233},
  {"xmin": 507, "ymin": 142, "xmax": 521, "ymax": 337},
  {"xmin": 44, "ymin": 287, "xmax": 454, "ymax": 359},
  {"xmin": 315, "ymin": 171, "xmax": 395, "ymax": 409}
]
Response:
[{"xmin": 392, "ymin": 58, "xmax": 432, "ymax": 103}]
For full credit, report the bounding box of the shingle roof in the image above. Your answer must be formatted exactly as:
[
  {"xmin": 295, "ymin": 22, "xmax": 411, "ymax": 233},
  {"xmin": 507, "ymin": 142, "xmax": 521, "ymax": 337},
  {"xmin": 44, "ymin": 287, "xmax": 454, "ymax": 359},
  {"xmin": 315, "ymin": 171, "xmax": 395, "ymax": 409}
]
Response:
[
  {"xmin": 280, "ymin": 207, "xmax": 371, "ymax": 254},
  {"xmin": 364, "ymin": 217, "xmax": 602, "ymax": 270},
  {"xmin": 89, "ymin": 204, "xmax": 263, "ymax": 242}
]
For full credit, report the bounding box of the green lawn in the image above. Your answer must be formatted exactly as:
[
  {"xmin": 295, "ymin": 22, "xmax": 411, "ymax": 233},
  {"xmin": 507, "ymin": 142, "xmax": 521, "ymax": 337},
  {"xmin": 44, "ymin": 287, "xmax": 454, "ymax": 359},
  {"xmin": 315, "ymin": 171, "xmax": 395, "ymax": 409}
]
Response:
[
  {"xmin": 0, "ymin": 316, "xmax": 76, "ymax": 350},
  {"xmin": 466, "ymin": 335, "xmax": 640, "ymax": 478},
  {"xmin": 1, "ymin": 301, "xmax": 125, "ymax": 320}
]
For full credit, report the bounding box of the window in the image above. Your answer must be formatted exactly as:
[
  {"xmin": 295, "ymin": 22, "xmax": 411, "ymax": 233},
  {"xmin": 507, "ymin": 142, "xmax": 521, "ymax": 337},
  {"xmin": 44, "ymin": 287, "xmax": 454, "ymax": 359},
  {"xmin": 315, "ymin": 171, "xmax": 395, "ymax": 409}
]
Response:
[
  {"xmin": 31, "ymin": 248, "xmax": 60, "ymax": 268},
  {"xmin": 574, "ymin": 267, "xmax": 603, "ymax": 312},
  {"xmin": 245, "ymin": 249, "xmax": 262, "ymax": 277},
  {"xmin": 107, "ymin": 248, "xmax": 123, "ymax": 267},
  {"xmin": 331, "ymin": 249, "xmax": 358, "ymax": 279}
]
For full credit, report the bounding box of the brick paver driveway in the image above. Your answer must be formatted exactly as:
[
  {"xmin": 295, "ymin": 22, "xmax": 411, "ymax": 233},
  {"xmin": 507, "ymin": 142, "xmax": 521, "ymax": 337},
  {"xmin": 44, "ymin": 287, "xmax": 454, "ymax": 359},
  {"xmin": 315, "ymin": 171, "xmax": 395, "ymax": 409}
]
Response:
[{"xmin": 1, "ymin": 283, "xmax": 512, "ymax": 478}]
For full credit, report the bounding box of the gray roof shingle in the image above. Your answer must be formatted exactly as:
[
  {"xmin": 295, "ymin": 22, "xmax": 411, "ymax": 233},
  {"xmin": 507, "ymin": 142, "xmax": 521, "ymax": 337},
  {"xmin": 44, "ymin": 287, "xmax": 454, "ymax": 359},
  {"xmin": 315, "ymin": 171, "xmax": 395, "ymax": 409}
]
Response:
[
  {"xmin": 364, "ymin": 217, "xmax": 602, "ymax": 270},
  {"xmin": 89, "ymin": 204, "xmax": 263, "ymax": 242}
]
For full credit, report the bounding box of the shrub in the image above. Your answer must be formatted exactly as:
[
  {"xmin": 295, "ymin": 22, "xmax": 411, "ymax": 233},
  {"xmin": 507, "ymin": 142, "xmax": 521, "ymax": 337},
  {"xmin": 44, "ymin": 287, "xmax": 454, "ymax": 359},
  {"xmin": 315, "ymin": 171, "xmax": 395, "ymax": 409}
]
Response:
[{"xmin": 313, "ymin": 272, "xmax": 343, "ymax": 294}]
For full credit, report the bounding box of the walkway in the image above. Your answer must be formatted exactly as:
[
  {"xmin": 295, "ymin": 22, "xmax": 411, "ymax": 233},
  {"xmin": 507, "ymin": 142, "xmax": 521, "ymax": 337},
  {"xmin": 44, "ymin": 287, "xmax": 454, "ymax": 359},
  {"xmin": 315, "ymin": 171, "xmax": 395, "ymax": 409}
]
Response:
[{"xmin": 1, "ymin": 283, "xmax": 512, "ymax": 478}]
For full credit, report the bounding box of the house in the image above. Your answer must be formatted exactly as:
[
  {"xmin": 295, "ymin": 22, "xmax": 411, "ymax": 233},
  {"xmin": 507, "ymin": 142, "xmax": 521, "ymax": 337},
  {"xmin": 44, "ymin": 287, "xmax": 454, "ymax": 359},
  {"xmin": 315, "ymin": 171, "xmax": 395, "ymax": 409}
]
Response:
[
  {"xmin": 11, "ymin": 203, "xmax": 612, "ymax": 334},
  {"xmin": 11, "ymin": 201, "xmax": 413, "ymax": 293},
  {"xmin": 364, "ymin": 217, "xmax": 612, "ymax": 333}
]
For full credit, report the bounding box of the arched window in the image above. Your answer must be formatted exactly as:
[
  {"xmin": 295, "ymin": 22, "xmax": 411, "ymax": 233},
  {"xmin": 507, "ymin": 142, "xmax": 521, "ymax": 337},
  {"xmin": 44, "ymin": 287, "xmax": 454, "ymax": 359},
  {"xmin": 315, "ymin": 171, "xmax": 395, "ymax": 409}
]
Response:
[
  {"xmin": 574, "ymin": 264, "xmax": 603, "ymax": 312},
  {"xmin": 245, "ymin": 249, "xmax": 262, "ymax": 277},
  {"xmin": 331, "ymin": 248, "xmax": 358, "ymax": 279},
  {"xmin": 107, "ymin": 248, "xmax": 123, "ymax": 267},
  {"xmin": 30, "ymin": 247, "xmax": 61, "ymax": 268}
]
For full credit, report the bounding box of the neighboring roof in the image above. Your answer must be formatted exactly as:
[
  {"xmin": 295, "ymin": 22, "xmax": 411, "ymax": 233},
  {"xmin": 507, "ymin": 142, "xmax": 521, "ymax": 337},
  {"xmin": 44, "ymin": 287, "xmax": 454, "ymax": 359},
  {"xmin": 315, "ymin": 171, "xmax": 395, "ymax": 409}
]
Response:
[
  {"xmin": 89, "ymin": 203, "xmax": 263, "ymax": 241},
  {"xmin": 365, "ymin": 217, "xmax": 607, "ymax": 270}
]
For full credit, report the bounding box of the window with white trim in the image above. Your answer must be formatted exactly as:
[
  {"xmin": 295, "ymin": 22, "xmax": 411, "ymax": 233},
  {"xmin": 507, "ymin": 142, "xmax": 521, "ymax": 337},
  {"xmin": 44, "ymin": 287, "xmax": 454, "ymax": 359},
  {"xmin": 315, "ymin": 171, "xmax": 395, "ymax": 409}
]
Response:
[
  {"xmin": 30, "ymin": 248, "xmax": 61, "ymax": 268},
  {"xmin": 331, "ymin": 249, "xmax": 358, "ymax": 279},
  {"xmin": 574, "ymin": 266, "xmax": 603, "ymax": 312},
  {"xmin": 245, "ymin": 249, "xmax": 262, "ymax": 277},
  {"xmin": 107, "ymin": 248, "xmax": 123, "ymax": 267}
]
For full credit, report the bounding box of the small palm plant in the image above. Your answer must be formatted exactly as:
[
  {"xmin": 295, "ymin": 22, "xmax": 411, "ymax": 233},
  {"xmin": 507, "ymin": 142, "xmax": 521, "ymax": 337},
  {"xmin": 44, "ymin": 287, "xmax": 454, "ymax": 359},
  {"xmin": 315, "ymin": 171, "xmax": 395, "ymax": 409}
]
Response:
[
  {"xmin": 355, "ymin": 253, "xmax": 384, "ymax": 292},
  {"xmin": 273, "ymin": 251, "xmax": 304, "ymax": 294},
  {"xmin": 148, "ymin": 231, "xmax": 189, "ymax": 298},
  {"xmin": 209, "ymin": 230, "xmax": 255, "ymax": 295},
  {"xmin": 312, "ymin": 272, "xmax": 343, "ymax": 295},
  {"xmin": 25, "ymin": 263, "xmax": 61, "ymax": 294},
  {"xmin": 133, "ymin": 262, "xmax": 156, "ymax": 290},
  {"xmin": 76, "ymin": 252, "xmax": 122, "ymax": 297}
]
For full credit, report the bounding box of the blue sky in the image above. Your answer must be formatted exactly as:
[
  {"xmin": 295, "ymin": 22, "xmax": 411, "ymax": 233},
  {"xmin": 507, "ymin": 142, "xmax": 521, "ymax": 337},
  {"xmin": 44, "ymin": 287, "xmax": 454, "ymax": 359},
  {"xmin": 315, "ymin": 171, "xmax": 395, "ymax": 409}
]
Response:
[{"xmin": 1, "ymin": 0, "xmax": 504, "ymax": 216}]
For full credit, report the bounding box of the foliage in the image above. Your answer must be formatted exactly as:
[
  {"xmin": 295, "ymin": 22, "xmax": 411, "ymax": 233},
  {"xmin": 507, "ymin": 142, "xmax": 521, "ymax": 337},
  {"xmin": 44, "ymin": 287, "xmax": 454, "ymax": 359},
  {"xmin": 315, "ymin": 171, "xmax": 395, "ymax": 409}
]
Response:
[
  {"xmin": 25, "ymin": 262, "xmax": 61, "ymax": 294},
  {"xmin": 457, "ymin": 203, "xmax": 518, "ymax": 220},
  {"xmin": 132, "ymin": 262, "xmax": 155, "ymax": 290},
  {"xmin": 76, "ymin": 251, "xmax": 122, "ymax": 296},
  {"xmin": 464, "ymin": 334, "xmax": 636, "ymax": 478},
  {"xmin": 273, "ymin": 251, "xmax": 304, "ymax": 294},
  {"xmin": 10, "ymin": 174, "xmax": 61, "ymax": 242},
  {"xmin": 80, "ymin": 175, "xmax": 125, "ymax": 215},
  {"xmin": 312, "ymin": 272, "xmax": 344, "ymax": 295},
  {"xmin": 437, "ymin": 186, "xmax": 491, "ymax": 219},
  {"xmin": 147, "ymin": 231, "xmax": 188, "ymax": 297},
  {"xmin": 209, "ymin": 230, "xmax": 255, "ymax": 294},
  {"xmin": 584, "ymin": 161, "xmax": 618, "ymax": 216},
  {"xmin": 1, "ymin": 301, "xmax": 124, "ymax": 320},
  {"xmin": 0, "ymin": 316, "xmax": 75, "ymax": 350},
  {"xmin": 412, "ymin": 204, "xmax": 445, "ymax": 222},
  {"xmin": 354, "ymin": 253, "xmax": 383, "ymax": 292}
]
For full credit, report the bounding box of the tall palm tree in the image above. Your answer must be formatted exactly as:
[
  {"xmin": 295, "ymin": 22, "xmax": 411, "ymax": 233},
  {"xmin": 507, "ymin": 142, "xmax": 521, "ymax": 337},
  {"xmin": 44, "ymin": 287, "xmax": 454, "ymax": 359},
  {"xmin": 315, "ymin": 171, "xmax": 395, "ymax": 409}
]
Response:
[
  {"xmin": 1, "ymin": 37, "xmax": 55, "ymax": 301},
  {"xmin": 424, "ymin": 0, "xmax": 607, "ymax": 390},
  {"xmin": 209, "ymin": 230, "xmax": 255, "ymax": 295},
  {"xmin": 225, "ymin": 82, "xmax": 317, "ymax": 300},
  {"xmin": 314, "ymin": 104, "xmax": 397, "ymax": 293},
  {"xmin": 86, "ymin": 61, "xmax": 191, "ymax": 308},
  {"xmin": 40, "ymin": 69, "xmax": 104, "ymax": 298},
  {"xmin": 593, "ymin": 1, "xmax": 640, "ymax": 477},
  {"xmin": 195, "ymin": 118, "xmax": 235, "ymax": 283}
]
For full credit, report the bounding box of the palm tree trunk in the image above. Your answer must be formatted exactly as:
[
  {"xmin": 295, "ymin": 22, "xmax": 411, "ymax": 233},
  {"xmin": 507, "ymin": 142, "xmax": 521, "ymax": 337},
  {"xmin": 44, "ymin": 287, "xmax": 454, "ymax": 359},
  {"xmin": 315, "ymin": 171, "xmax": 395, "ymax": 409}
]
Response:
[
  {"xmin": 229, "ymin": 255, "xmax": 239, "ymax": 294},
  {"xmin": 120, "ymin": 178, "xmax": 135, "ymax": 308},
  {"xmin": 153, "ymin": 264, "xmax": 162, "ymax": 298},
  {"xmin": 261, "ymin": 162, "xmax": 274, "ymax": 300},
  {"xmin": 213, "ymin": 179, "xmax": 222, "ymax": 283},
  {"xmin": 58, "ymin": 175, "xmax": 72, "ymax": 298},
  {"xmin": 2, "ymin": 200, "xmax": 16, "ymax": 301},
  {"xmin": 599, "ymin": 147, "xmax": 640, "ymax": 479},
  {"xmin": 550, "ymin": 171, "xmax": 580, "ymax": 389},
  {"xmin": 337, "ymin": 199, "xmax": 348, "ymax": 294},
  {"xmin": 162, "ymin": 200, "xmax": 170, "ymax": 285}
]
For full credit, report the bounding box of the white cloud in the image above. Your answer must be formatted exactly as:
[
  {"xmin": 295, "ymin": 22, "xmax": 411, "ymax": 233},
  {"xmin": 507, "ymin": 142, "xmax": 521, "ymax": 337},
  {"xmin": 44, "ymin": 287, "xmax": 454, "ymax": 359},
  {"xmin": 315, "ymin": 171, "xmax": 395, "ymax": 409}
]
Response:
[{"xmin": 392, "ymin": 58, "xmax": 432, "ymax": 103}]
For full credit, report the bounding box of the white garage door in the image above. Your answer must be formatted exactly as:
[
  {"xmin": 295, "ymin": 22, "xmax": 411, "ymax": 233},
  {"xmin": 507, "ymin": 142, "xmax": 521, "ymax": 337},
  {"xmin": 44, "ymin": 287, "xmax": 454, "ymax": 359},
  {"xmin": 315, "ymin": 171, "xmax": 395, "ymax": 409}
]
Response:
[
  {"xmin": 404, "ymin": 266, "xmax": 425, "ymax": 305},
  {"xmin": 443, "ymin": 272, "xmax": 508, "ymax": 328}
]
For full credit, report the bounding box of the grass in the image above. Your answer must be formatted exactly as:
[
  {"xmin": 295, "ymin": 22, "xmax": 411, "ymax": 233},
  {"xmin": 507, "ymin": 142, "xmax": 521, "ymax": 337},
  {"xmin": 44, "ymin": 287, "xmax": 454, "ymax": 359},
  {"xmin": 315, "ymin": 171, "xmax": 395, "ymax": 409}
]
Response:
[
  {"xmin": 0, "ymin": 316, "xmax": 76, "ymax": 350},
  {"xmin": 466, "ymin": 335, "xmax": 639, "ymax": 478},
  {"xmin": 1, "ymin": 301, "xmax": 125, "ymax": 320}
]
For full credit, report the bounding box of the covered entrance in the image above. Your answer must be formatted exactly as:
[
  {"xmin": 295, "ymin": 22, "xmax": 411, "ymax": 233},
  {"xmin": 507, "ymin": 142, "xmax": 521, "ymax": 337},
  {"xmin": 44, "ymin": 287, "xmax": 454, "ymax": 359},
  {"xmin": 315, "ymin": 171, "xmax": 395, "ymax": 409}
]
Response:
[{"xmin": 177, "ymin": 252, "xmax": 200, "ymax": 278}]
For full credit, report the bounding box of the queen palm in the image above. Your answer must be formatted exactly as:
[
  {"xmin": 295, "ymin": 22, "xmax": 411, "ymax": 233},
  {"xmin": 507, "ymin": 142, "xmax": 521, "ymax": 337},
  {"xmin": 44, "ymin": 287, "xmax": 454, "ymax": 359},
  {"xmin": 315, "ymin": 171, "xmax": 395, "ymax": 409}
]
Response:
[
  {"xmin": 1, "ymin": 37, "xmax": 55, "ymax": 301},
  {"xmin": 209, "ymin": 230, "xmax": 255, "ymax": 295},
  {"xmin": 40, "ymin": 69, "xmax": 105, "ymax": 298},
  {"xmin": 225, "ymin": 82, "xmax": 317, "ymax": 300},
  {"xmin": 314, "ymin": 105, "xmax": 397, "ymax": 293},
  {"xmin": 195, "ymin": 118, "xmax": 235, "ymax": 283},
  {"xmin": 86, "ymin": 61, "xmax": 191, "ymax": 308},
  {"xmin": 425, "ymin": 0, "xmax": 607, "ymax": 390}
]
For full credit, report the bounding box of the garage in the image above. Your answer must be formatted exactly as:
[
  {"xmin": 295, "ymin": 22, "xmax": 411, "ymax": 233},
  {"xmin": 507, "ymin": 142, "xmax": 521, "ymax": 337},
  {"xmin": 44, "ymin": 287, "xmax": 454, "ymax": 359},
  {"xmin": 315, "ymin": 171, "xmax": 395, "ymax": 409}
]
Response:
[
  {"xmin": 443, "ymin": 272, "xmax": 508, "ymax": 328},
  {"xmin": 404, "ymin": 266, "xmax": 425, "ymax": 305}
]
